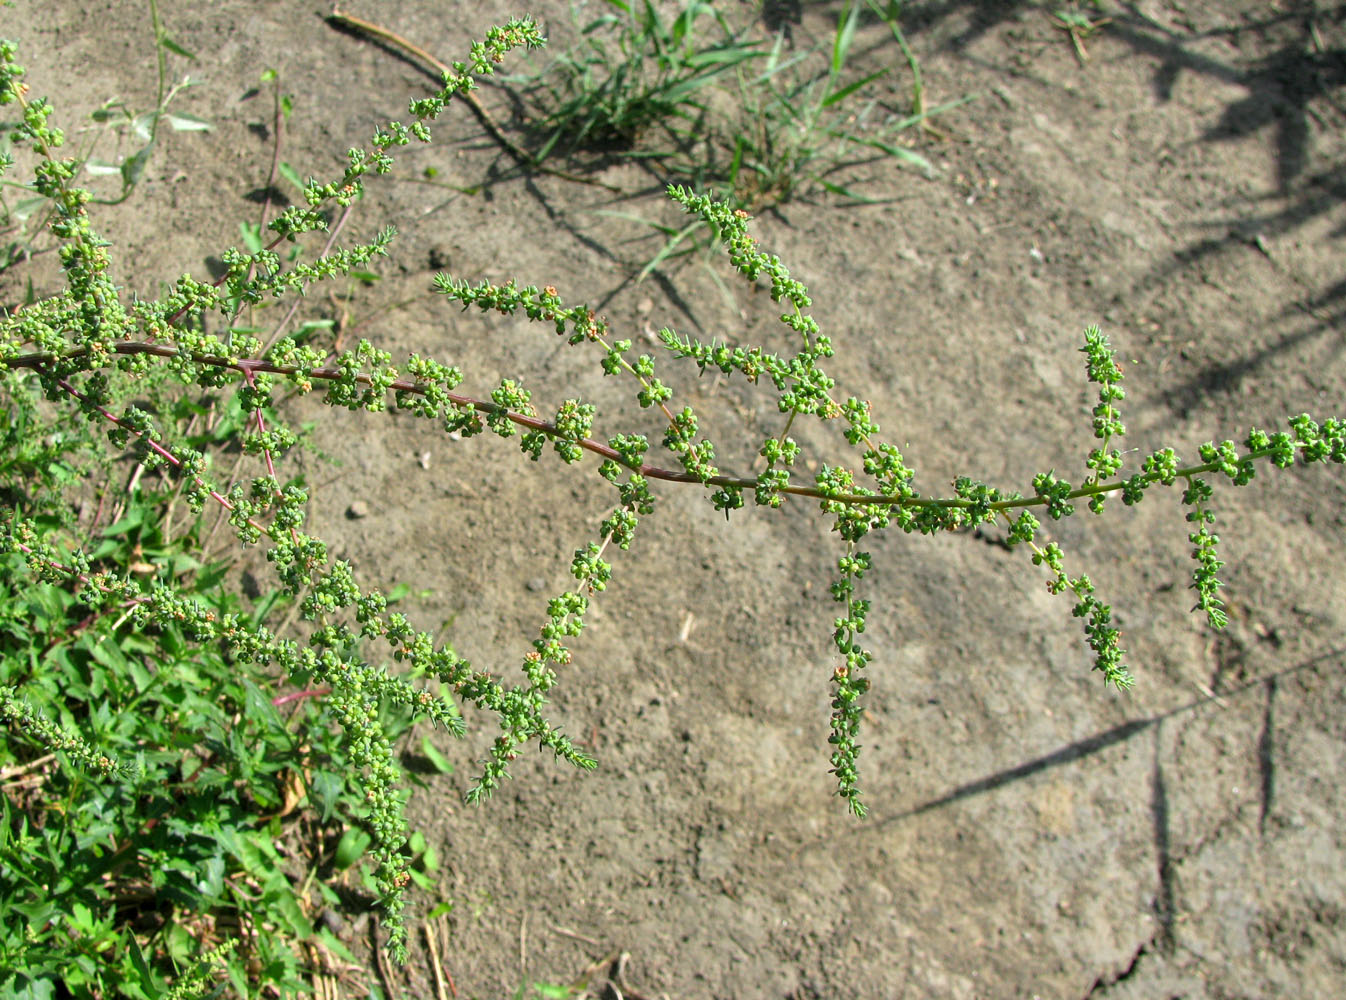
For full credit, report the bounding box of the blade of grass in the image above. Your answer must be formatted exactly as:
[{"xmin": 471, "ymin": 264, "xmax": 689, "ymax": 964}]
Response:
[
  {"xmin": 851, "ymin": 136, "xmax": 935, "ymax": 174},
  {"xmin": 821, "ymin": 66, "xmax": 890, "ymax": 108}
]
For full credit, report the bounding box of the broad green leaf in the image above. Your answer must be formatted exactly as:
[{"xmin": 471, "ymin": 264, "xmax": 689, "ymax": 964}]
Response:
[
  {"xmin": 310, "ymin": 770, "xmax": 345, "ymax": 823},
  {"xmin": 316, "ymin": 928, "xmax": 358, "ymax": 964},
  {"xmin": 131, "ymin": 112, "xmax": 156, "ymax": 143},
  {"xmin": 408, "ymin": 866, "xmax": 435, "ymax": 891},
  {"xmin": 333, "ymin": 825, "xmax": 371, "ymax": 870},
  {"xmin": 100, "ymin": 499, "xmax": 150, "ymax": 536},
  {"xmin": 120, "ymin": 142, "xmax": 156, "ymax": 189},
  {"xmin": 239, "ymin": 221, "xmax": 263, "ymax": 253},
  {"xmin": 88, "ymin": 636, "xmax": 131, "ymax": 673}
]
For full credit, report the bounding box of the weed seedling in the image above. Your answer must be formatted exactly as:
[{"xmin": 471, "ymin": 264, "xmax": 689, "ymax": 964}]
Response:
[
  {"xmin": 511, "ymin": 0, "xmax": 765, "ymax": 160},
  {"xmin": 1053, "ymin": 4, "xmax": 1113, "ymax": 64}
]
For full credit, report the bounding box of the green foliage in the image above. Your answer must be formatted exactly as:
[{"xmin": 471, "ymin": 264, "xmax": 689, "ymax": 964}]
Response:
[
  {"xmin": 513, "ymin": 981, "xmax": 578, "ymax": 1000},
  {"xmin": 510, "ymin": 0, "xmax": 762, "ymax": 159},
  {"xmin": 0, "ymin": 489, "xmax": 397, "ymax": 997},
  {"xmin": 724, "ymin": 0, "xmax": 966, "ymax": 208},
  {"xmin": 1051, "ymin": 2, "xmax": 1113, "ymax": 63},
  {"xmin": 0, "ymin": 21, "xmax": 546, "ymax": 995},
  {"xmin": 0, "ymin": 12, "xmax": 1343, "ymax": 999},
  {"xmin": 0, "ymin": 372, "xmax": 92, "ymax": 518},
  {"xmin": 2, "ymin": 0, "xmax": 209, "ymax": 268},
  {"xmin": 513, "ymin": 0, "xmax": 968, "ymax": 282}
]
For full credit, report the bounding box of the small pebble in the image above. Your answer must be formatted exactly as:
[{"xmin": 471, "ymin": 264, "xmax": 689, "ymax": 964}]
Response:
[
  {"xmin": 318, "ymin": 910, "xmax": 344, "ymax": 934},
  {"xmin": 526, "ymin": 577, "xmax": 546, "ymax": 592},
  {"xmin": 347, "ymin": 501, "xmax": 369, "ymax": 519}
]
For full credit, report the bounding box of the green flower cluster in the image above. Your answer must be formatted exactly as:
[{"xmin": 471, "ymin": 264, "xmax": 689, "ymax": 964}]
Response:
[
  {"xmin": 0, "ymin": 686, "xmax": 121, "ymax": 777},
  {"xmin": 0, "ymin": 22, "xmax": 568, "ymax": 964}
]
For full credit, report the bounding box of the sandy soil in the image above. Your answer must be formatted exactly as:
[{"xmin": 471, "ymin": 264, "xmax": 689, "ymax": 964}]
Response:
[{"xmin": 6, "ymin": 1, "xmax": 1346, "ymax": 997}]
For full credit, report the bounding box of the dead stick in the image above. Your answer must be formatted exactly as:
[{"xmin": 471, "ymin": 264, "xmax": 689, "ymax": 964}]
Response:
[
  {"xmin": 439, "ymin": 920, "xmax": 459, "ymax": 998},
  {"xmin": 372, "ymin": 920, "xmax": 396, "ymax": 999},
  {"xmin": 520, "ymin": 911, "xmax": 528, "ymax": 979},
  {"xmin": 424, "ymin": 923, "xmax": 450, "ymax": 1000},
  {"xmin": 551, "ymin": 925, "xmax": 603, "ymax": 948}
]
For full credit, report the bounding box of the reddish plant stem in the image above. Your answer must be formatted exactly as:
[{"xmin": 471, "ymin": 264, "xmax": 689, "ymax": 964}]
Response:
[
  {"xmin": 15, "ymin": 342, "xmax": 868, "ymax": 502},
  {"xmin": 272, "ymin": 687, "xmax": 331, "ymax": 707},
  {"xmin": 13, "ymin": 342, "xmax": 1264, "ymax": 513}
]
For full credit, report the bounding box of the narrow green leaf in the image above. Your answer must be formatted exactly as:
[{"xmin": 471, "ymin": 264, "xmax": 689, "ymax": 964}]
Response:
[
  {"xmin": 278, "ymin": 161, "xmax": 304, "ymax": 192},
  {"xmin": 9, "ymin": 196, "xmax": 49, "ymax": 220},
  {"xmin": 821, "ymin": 67, "xmax": 890, "ymax": 108},
  {"xmin": 165, "ymin": 112, "xmax": 211, "ymax": 132},
  {"xmin": 831, "ymin": 0, "xmax": 861, "ymax": 78},
  {"xmin": 159, "ymin": 35, "xmax": 197, "ymax": 60},
  {"xmin": 856, "ymin": 136, "xmax": 936, "ymax": 174},
  {"xmin": 292, "ymin": 318, "xmax": 334, "ymax": 339},
  {"xmin": 638, "ymin": 220, "xmax": 703, "ymax": 282},
  {"xmin": 881, "ymin": 92, "xmax": 978, "ymax": 134},
  {"xmin": 683, "ymin": 42, "xmax": 766, "ymax": 69},
  {"xmin": 83, "ymin": 159, "xmax": 122, "ymax": 177},
  {"xmin": 817, "ymin": 178, "xmax": 887, "ymax": 203},
  {"xmin": 580, "ymin": 14, "xmax": 622, "ymax": 35},
  {"xmin": 420, "ymin": 736, "xmax": 454, "ymax": 774}
]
